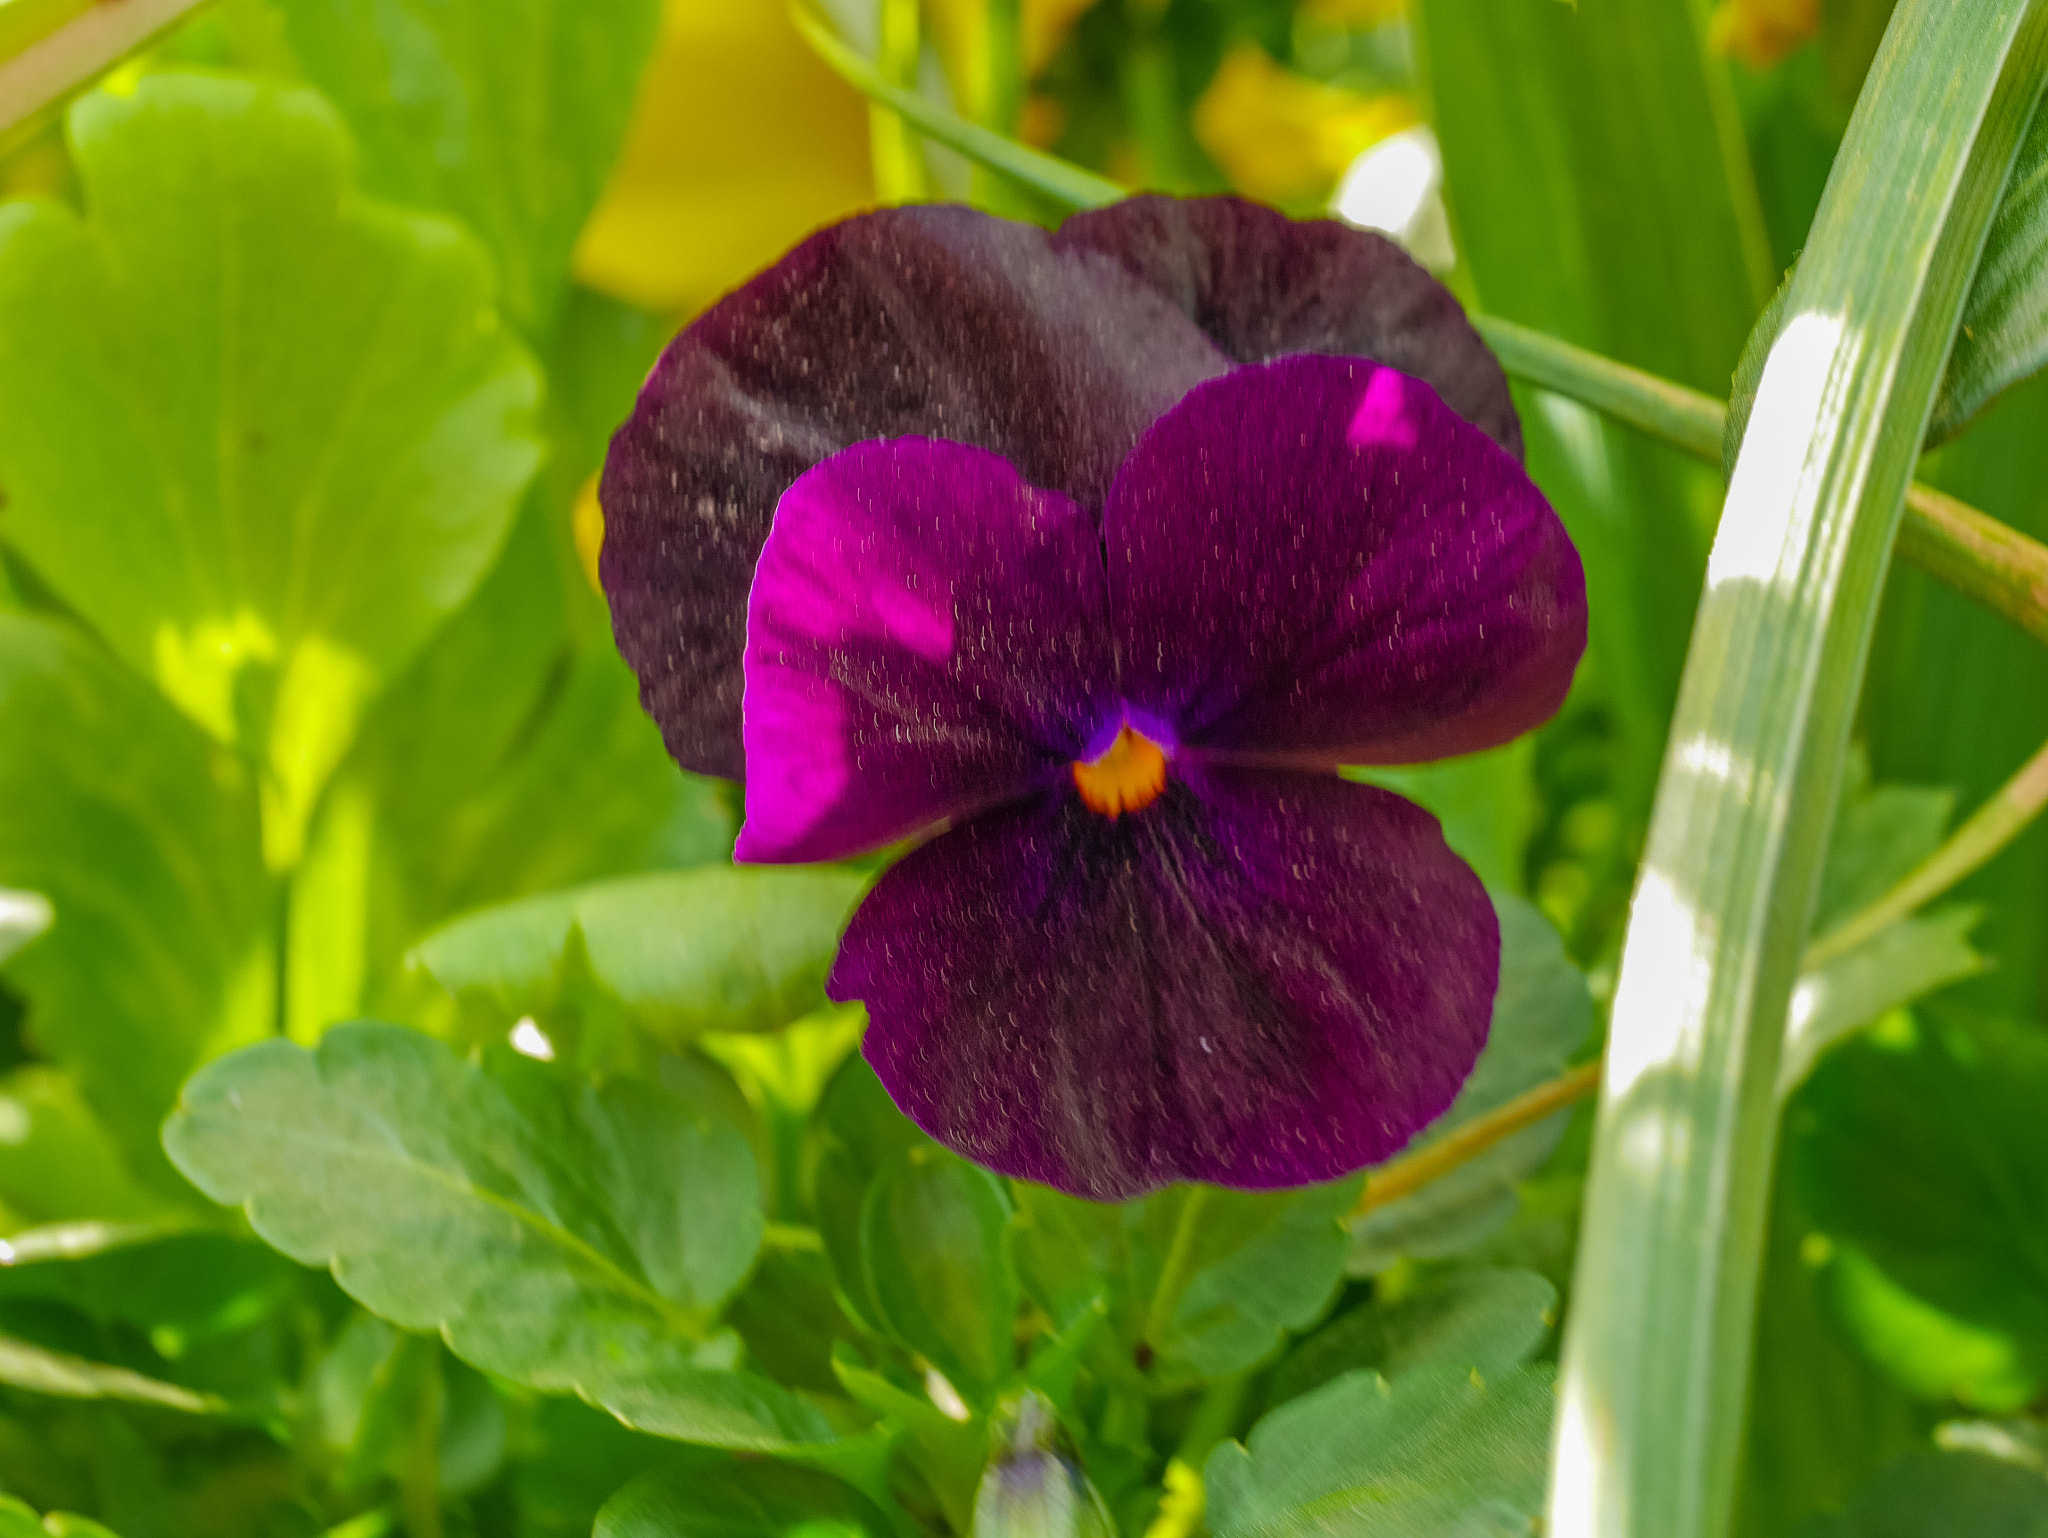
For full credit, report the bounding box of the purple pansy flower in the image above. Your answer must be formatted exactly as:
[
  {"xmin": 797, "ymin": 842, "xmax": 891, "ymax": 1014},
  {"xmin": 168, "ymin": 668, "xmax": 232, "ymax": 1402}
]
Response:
[{"xmin": 601, "ymin": 196, "xmax": 1585, "ymax": 1201}]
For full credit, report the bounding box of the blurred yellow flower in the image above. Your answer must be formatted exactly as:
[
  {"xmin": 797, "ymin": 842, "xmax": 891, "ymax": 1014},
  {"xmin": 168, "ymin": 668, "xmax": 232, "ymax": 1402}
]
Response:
[
  {"xmin": 1707, "ymin": 0, "xmax": 1820, "ymax": 69},
  {"xmin": 1193, "ymin": 44, "xmax": 1416, "ymax": 209},
  {"xmin": 572, "ymin": 0, "xmax": 875, "ymax": 315}
]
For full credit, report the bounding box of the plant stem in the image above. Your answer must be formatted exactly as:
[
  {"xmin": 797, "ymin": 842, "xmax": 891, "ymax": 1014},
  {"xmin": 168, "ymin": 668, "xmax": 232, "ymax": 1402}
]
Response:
[
  {"xmin": 1141, "ymin": 1186, "xmax": 1210, "ymax": 1353},
  {"xmin": 1476, "ymin": 315, "xmax": 2048, "ymax": 648},
  {"xmin": 1355, "ymin": 1063, "xmax": 1602, "ymax": 1216},
  {"xmin": 1806, "ymin": 732, "xmax": 2048, "ymax": 966},
  {"xmin": 868, "ymin": 0, "xmax": 928, "ymax": 202},
  {"xmin": 0, "ymin": 0, "xmax": 211, "ymax": 141}
]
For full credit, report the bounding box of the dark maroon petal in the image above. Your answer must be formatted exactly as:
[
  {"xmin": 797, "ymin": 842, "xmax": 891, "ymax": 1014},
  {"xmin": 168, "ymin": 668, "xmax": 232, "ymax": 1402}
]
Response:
[
  {"xmin": 1056, "ymin": 194, "xmax": 1522, "ymax": 457},
  {"xmin": 737, "ymin": 437, "xmax": 1114, "ymax": 865},
  {"xmin": 1108, "ymin": 355, "xmax": 1585, "ymax": 768},
  {"xmin": 838, "ymin": 767, "xmax": 1497, "ymax": 1200},
  {"xmin": 600, "ymin": 204, "xmax": 1230, "ymax": 779}
]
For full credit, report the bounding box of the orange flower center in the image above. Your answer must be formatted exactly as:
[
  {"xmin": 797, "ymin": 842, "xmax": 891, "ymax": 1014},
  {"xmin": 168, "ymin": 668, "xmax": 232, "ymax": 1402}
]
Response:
[{"xmin": 1072, "ymin": 725, "xmax": 1169, "ymax": 819}]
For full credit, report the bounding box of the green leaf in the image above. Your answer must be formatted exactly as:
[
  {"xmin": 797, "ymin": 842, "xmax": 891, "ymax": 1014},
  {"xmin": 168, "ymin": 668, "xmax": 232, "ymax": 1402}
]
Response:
[
  {"xmin": 1205, "ymin": 1364, "xmax": 1554, "ymax": 1538},
  {"xmin": 0, "ymin": 73, "xmax": 543, "ymax": 866},
  {"xmin": 160, "ymin": 1021, "xmax": 832, "ymax": 1448},
  {"xmin": 0, "ymin": 1498, "xmax": 121, "ymax": 1538},
  {"xmin": 813, "ymin": 1056, "xmax": 933, "ymax": 1337},
  {"xmin": 413, "ymin": 867, "xmax": 864, "ymax": 1043},
  {"xmin": 1350, "ymin": 894, "xmax": 1592, "ymax": 1271},
  {"xmin": 1266, "ymin": 1269, "xmax": 1556, "ymax": 1409},
  {"xmin": 861, "ymin": 1148, "xmax": 1018, "ymax": 1401},
  {"xmin": 0, "ymin": 613, "xmax": 268, "ymax": 1185},
  {"xmin": 0, "ymin": 1335, "xmax": 226, "ymax": 1417},
  {"xmin": 0, "ymin": 891, "xmax": 48, "ymax": 969},
  {"xmin": 1813, "ymin": 768, "xmax": 1958, "ymax": 929},
  {"xmin": 0, "ymin": 1226, "xmax": 294, "ymax": 1351},
  {"xmin": 597, "ymin": 1453, "xmax": 888, "ymax": 1538},
  {"xmin": 1788, "ymin": 1012, "xmax": 2048, "ymax": 1411},
  {"xmin": 1820, "ymin": 1451, "xmax": 2048, "ymax": 1537},
  {"xmin": 1932, "ymin": 100, "xmax": 2048, "ymax": 442},
  {"xmin": 276, "ymin": 0, "xmax": 663, "ymax": 336},
  {"xmin": 1556, "ymin": 1, "xmax": 2048, "ymax": 1529},
  {"xmin": 0, "ymin": 1070, "xmax": 184, "ymax": 1228},
  {"xmin": 1010, "ymin": 1177, "xmax": 1358, "ymax": 1393}
]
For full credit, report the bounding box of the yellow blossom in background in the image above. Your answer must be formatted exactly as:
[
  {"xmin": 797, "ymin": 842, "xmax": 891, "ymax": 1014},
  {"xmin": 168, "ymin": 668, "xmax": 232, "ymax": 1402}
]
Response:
[
  {"xmin": 1193, "ymin": 43, "xmax": 1416, "ymax": 209},
  {"xmin": 572, "ymin": 0, "xmax": 875, "ymax": 315},
  {"xmin": 1707, "ymin": 0, "xmax": 1820, "ymax": 69}
]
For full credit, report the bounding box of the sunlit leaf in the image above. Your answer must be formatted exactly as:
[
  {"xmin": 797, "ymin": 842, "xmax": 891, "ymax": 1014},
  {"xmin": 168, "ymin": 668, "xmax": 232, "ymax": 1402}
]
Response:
[
  {"xmin": 0, "ymin": 614, "xmax": 268, "ymax": 1186},
  {"xmin": 0, "ymin": 1335, "xmax": 226, "ymax": 1418},
  {"xmin": 1789, "ymin": 1012, "xmax": 2048, "ymax": 1412},
  {"xmin": 275, "ymin": 0, "xmax": 661, "ymax": 336},
  {"xmin": 1349, "ymin": 894, "xmax": 1592, "ymax": 1272},
  {"xmin": 0, "ymin": 73, "xmax": 543, "ymax": 866},
  {"xmin": 1205, "ymin": 1364, "xmax": 1554, "ymax": 1537},
  {"xmin": 413, "ymin": 867, "xmax": 864, "ymax": 1042},
  {"xmin": 162, "ymin": 1022, "xmax": 841, "ymax": 1449}
]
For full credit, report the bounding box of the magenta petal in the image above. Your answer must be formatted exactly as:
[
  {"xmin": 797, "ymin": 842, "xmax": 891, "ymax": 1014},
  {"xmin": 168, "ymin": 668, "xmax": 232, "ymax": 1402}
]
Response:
[
  {"xmin": 738, "ymin": 438, "xmax": 1113, "ymax": 865},
  {"xmin": 1107, "ymin": 355, "xmax": 1585, "ymax": 768},
  {"xmin": 1056, "ymin": 194, "xmax": 1522, "ymax": 456},
  {"xmin": 601, "ymin": 204, "xmax": 1228, "ymax": 779},
  {"xmin": 839, "ymin": 768, "xmax": 1497, "ymax": 1200}
]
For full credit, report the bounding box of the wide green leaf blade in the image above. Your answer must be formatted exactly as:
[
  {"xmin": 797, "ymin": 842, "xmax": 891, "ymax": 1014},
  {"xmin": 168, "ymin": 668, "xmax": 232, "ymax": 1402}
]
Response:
[
  {"xmin": 1820, "ymin": 1451, "xmax": 2048, "ymax": 1537},
  {"xmin": 1350, "ymin": 894, "xmax": 1592, "ymax": 1271},
  {"xmin": 0, "ymin": 73, "xmax": 543, "ymax": 866},
  {"xmin": 413, "ymin": 867, "xmax": 865, "ymax": 1042},
  {"xmin": 597, "ymin": 1453, "xmax": 888, "ymax": 1538},
  {"xmin": 0, "ymin": 613, "xmax": 268, "ymax": 1185},
  {"xmin": 1555, "ymin": 3, "xmax": 2048, "ymax": 1531},
  {"xmin": 1788, "ymin": 1013, "xmax": 2048, "ymax": 1411},
  {"xmin": 1205, "ymin": 1365, "xmax": 1555, "ymax": 1538},
  {"xmin": 161, "ymin": 1021, "xmax": 841, "ymax": 1449},
  {"xmin": 276, "ymin": 0, "xmax": 663, "ymax": 336}
]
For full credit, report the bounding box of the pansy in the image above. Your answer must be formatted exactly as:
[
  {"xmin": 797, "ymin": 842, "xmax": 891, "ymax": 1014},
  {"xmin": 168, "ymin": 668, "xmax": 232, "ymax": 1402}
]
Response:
[{"xmin": 601, "ymin": 196, "xmax": 1585, "ymax": 1200}]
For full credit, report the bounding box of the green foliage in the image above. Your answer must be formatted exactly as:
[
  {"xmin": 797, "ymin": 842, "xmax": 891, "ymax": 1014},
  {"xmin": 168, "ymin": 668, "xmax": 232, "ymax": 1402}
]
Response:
[
  {"xmin": 1818, "ymin": 1451, "xmax": 2048, "ymax": 1537},
  {"xmin": 415, "ymin": 867, "xmax": 865, "ymax": 1044},
  {"xmin": 597, "ymin": 1454, "xmax": 888, "ymax": 1538},
  {"xmin": 1789, "ymin": 1012, "xmax": 2048, "ymax": 1412},
  {"xmin": 274, "ymin": 0, "xmax": 663, "ymax": 337}
]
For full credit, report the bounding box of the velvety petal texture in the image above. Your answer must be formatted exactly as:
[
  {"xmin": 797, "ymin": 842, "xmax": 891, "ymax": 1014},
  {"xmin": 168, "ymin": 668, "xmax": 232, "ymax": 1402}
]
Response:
[
  {"xmin": 1055, "ymin": 194, "xmax": 1523, "ymax": 458},
  {"xmin": 601, "ymin": 204, "xmax": 1229, "ymax": 778},
  {"xmin": 841, "ymin": 769, "xmax": 1498, "ymax": 1199},
  {"xmin": 739, "ymin": 438, "xmax": 1112, "ymax": 864},
  {"xmin": 1109, "ymin": 355, "xmax": 1585, "ymax": 767}
]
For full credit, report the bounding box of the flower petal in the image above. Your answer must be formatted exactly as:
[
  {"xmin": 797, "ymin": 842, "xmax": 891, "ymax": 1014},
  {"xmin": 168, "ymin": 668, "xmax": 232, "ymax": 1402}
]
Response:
[
  {"xmin": 601, "ymin": 204, "xmax": 1229, "ymax": 779},
  {"xmin": 737, "ymin": 437, "xmax": 1113, "ymax": 865},
  {"xmin": 1056, "ymin": 194, "xmax": 1522, "ymax": 456},
  {"xmin": 1108, "ymin": 355, "xmax": 1585, "ymax": 768},
  {"xmin": 840, "ymin": 767, "xmax": 1497, "ymax": 1199}
]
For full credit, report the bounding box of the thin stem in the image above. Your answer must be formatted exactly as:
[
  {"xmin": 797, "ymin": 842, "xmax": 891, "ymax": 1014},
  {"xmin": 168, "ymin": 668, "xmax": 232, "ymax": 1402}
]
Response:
[
  {"xmin": 1473, "ymin": 315, "xmax": 2048, "ymax": 647},
  {"xmin": 0, "ymin": 0, "xmax": 211, "ymax": 141},
  {"xmin": 869, "ymin": 0, "xmax": 928, "ymax": 202},
  {"xmin": 1353, "ymin": 1062, "xmax": 1602, "ymax": 1216},
  {"xmin": 1806, "ymin": 732, "xmax": 2048, "ymax": 966},
  {"xmin": 760, "ymin": 1220, "xmax": 825, "ymax": 1252},
  {"xmin": 1141, "ymin": 1186, "xmax": 1210, "ymax": 1352}
]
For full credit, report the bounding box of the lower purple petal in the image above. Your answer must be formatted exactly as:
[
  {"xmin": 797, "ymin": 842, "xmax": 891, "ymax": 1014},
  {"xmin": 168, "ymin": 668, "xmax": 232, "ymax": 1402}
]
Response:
[{"xmin": 836, "ymin": 767, "xmax": 1498, "ymax": 1200}]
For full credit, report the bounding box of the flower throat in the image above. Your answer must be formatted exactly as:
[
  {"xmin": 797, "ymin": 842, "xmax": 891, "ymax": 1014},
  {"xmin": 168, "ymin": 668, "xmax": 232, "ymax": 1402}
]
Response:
[{"xmin": 1072, "ymin": 725, "xmax": 1168, "ymax": 818}]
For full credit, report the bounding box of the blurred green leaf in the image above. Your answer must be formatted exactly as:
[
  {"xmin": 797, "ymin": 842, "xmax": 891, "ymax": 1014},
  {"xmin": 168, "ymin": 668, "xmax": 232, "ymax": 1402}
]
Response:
[
  {"xmin": 1819, "ymin": 1451, "xmax": 2048, "ymax": 1537},
  {"xmin": 597, "ymin": 1453, "xmax": 887, "ymax": 1538},
  {"xmin": 862, "ymin": 1148, "xmax": 1018, "ymax": 1402},
  {"xmin": 0, "ymin": 73, "xmax": 543, "ymax": 867},
  {"xmin": 1205, "ymin": 1364, "xmax": 1554, "ymax": 1537},
  {"xmin": 0, "ymin": 613, "xmax": 268, "ymax": 1187},
  {"xmin": 1813, "ymin": 768, "xmax": 1957, "ymax": 929},
  {"xmin": 0, "ymin": 1071, "xmax": 186, "ymax": 1228},
  {"xmin": 1415, "ymin": 0, "xmax": 1771, "ymax": 806},
  {"xmin": 1783, "ymin": 910, "xmax": 1986, "ymax": 1092},
  {"xmin": 1789, "ymin": 1013, "xmax": 2048, "ymax": 1411},
  {"xmin": 1010, "ymin": 1176, "xmax": 1358, "ymax": 1393},
  {"xmin": 0, "ymin": 1227, "xmax": 294, "ymax": 1354},
  {"xmin": 831, "ymin": 1347, "xmax": 985, "ymax": 1530},
  {"xmin": 413, "ymin": 867, "xmax": 864, "ymax": 1042},
  {"xmin": 0, "ymin": 1497, "xmax": 120, "ymax": 1538},
  {"xmin": 276, "ymin": 0, "xmax": 663, "ymax": 336},
  {"xmin": 162, "ymin": 1022, "xmax": 850, "ymax": 1450},
  {"xmin": 1266, "ymin": 1268, "xmax": 1555, "ymax": 1409},
  {"xmin": 813, "ymin": 1056, "xmax": 932, "ymax": 1337},
  {"xmin": 1349, "ymin": 894, "xmax": 1592, "ymax": 1272},
  {"xmin": 0, "ymin": 1335, "xmax": 226, "ymax": 1417}
]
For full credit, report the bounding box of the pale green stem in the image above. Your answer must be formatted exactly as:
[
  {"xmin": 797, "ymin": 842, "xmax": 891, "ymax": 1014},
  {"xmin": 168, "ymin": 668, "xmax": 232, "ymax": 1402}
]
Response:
[
  {"xmin": 1354, "ymin": 1062, "xmax": 1603, "ymax": 1217},
  {"xmin": 868, "ymin": 0, "xmax": 928, "ymax": 202},
  {"xmin": 0, "ymin": 0, "xmax": 211, "ymax": 140},
  {"xmin": 1141, "ymin": 1186, "xmax": 1210, "ymax": 1353}
]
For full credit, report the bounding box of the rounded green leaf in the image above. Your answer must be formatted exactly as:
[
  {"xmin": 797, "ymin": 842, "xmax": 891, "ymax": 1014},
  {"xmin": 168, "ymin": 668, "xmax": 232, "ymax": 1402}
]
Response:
[{"xmin": 597, "ymin": 1454, "xmax": 886, "ymax": 1538}]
